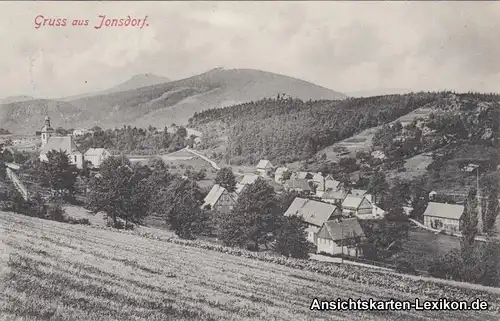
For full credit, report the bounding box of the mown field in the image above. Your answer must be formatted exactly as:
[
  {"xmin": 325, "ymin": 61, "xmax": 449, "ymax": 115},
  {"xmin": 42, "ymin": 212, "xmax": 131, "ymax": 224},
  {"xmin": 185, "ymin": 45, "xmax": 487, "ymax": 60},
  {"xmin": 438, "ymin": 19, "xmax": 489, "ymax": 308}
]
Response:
[{"xmin": 1, "ymin": 212, "xmax": 500, "ymax": 321}]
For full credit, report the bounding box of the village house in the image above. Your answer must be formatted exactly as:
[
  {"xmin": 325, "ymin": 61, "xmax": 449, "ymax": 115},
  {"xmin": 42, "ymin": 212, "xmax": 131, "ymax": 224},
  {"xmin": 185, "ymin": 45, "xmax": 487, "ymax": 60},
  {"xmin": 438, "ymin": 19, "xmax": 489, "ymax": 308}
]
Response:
[
  {"xmin": 284, "ymin": 197, "xmax": 342, "ymax": 244},
  {"xmin": 201, "ymin": 184, "xmax": 239, "ymax": 214},
  {"xmin": 274, "ymin": 166, "xmax": 288, "ymax": 184},
  {"xmin": 72, "ymin": 128, "xmax": 90, "ymax": 136},
  {"xmin": 312, "ymin": 172, "xmax": 336, "ymax": 194},
  {"xmin": 316, "ymin": 218, "xmax": 366, "ymax": 257},
  {"xmin": 235, "ymin": 174, "xmax": 260, "ymax": 194},
  {"xmin": 341, "ymin": 195, "xmax": 373, "ymax": 219},
  {"xmin": 284, "ymin": 178, "xmax": 312, "ymax": 195},
  {"xmin": 84, "ymin": 148, "xmax": 112, "ymax": 168},
  {"xmin": 325, "ymin": 179, "xmax": 341, "ymax": 191},
  {"xmin": 291, "ymin": 171, "xmax": 313, "ymax": 180},
  {"xmin": 321, "ymin": 189, "xmax": 350, "ymax": 205},
  {"xmin": 256, "ymin": 159, "xmax": 273, "ymax": 177},
  {"xmin": 423, "ymin": 202, "xmax": 465, "ymax": 233}
]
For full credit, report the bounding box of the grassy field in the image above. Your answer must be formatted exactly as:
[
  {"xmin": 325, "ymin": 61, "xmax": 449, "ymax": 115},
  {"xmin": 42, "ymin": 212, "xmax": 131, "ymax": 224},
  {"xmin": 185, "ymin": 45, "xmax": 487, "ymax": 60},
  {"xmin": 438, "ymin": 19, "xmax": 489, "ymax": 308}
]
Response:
[
  {"xmin": 398, "ymin": 228, "xmax": 462, "ymax": 271},
  {"xmin": 1, "ymin": 212, "xmax": 500, "ymax": 320}
]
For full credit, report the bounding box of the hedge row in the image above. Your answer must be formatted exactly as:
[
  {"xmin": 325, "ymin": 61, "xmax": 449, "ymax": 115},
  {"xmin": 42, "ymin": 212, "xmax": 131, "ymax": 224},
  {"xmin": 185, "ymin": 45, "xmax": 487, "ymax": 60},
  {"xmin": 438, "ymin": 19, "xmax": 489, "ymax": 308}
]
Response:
[{"xmin": 96, "ymin": 226, "xmax": 500, "ymax": 313}]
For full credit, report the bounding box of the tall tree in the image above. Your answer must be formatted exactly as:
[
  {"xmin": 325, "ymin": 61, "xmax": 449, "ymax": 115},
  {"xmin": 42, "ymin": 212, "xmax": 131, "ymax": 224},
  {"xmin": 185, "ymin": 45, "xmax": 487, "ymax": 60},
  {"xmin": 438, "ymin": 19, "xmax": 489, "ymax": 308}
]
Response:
[
  {"xmin": 214, "ymin": 167, "xmax": 237, "ymax": 192},
  {"xmin": 41, "ymin": 150, "xmax": 78, "ymax": 199},
  {"xmin": 218, "ymin": 178, "xmax": 280, "ymax": 250},
  {"xmin": 461, "ymin": 189, "xmax": 479, "ymax": 258},
  {"xmin": 159, "ymin": 177, "xmax": 207, "ymax": 239},
  {"xmin": 273, "ymin": 215, "xmax": 314, "ymax": 259},
  {"xmin": 480, "ymin": 174, "xmax": 500, "ymax": 233},
  {"xmin": 86, "ymin": 156, "xmax": 151, "ymax": 228},
  {"xmin": 367, "ymin": 170, "xmax": 389, "ymax": 205}
]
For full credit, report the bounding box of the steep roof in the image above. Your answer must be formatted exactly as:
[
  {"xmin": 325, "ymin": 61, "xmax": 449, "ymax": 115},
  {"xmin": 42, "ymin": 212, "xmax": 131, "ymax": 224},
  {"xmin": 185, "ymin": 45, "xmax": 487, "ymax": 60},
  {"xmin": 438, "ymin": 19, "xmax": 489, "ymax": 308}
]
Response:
[
  {"xmin": 84, "ymin": 148, "xmax": 109, "ymax": 156},
  {"xmin": 40, "ymin": 136, "xmax": 81, "ymax": 156},
  {"xmin": 312, "ymin": 173, "xmax": 324, "ymax": 182},
  {"xmin": 318, "ymin": 218, "xmax": 366, "ymax": 241},
  {"xmin": 284, "ymin": 197, "xmax": 341, "ymax": 227},
  {"xmin": 257, "ymin": 159, "xmax": 272, "ymax": 169},
  {"xmin": 350, "ymin": 189, "xmax": 368, "ymax": 197},
  {"xmin": 293, "ymin": 171, "xmax": 312, "ymax": 180},
  {"xmin": 202, "ymin": 184, "xmax": 238, "ymax": 208},
  {"xmin": 342, "ymin": 196, "xmax": 369, "ymax": 210},
  {"xmin": 285, "ymin": 178, "xmax": 311, "ymax": 191},
  {"xmin": 325, "ymin": 179, "xmax": 341, "ymax": 190},
  {"xmin": 239, "ymin": 174, "xmax": 259, "ymax": 185},
  {"xmin": 423, "ymin": 202, "xmax": 464, "ymax": 220},
  {"xmin": 322, "ymin": 189, "xmax": 349, "ymax": 200}
]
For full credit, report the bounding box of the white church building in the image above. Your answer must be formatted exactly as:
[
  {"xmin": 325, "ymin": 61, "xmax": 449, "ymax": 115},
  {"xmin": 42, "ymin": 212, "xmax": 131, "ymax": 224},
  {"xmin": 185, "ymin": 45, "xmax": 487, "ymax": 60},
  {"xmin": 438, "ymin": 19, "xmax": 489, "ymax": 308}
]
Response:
[{"xmin": 38, "ymin": 116, "xmax": 84, "ymax": 169}]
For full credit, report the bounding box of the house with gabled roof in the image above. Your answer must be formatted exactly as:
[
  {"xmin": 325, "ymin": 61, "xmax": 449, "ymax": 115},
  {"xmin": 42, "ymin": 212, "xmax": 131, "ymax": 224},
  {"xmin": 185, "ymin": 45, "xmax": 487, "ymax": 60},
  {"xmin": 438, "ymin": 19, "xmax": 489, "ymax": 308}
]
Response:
[
  {"xmin": 316, "ymin": 218, "xmax": 366, "ymax": 257},
  {"xmin": 284, "ymin": 197, "xmax": 342, "ymax": 244},
  {"xmin": 423, "ymin": 202, "xmax": 465, "ymax": 233},
  {"xmin": 291, "ymin": 171, "xmax": 313, "ymax": 180},
  {"xmin": 349, "ymin": 189, "xmax": 374, "ymax": 203},
  {"xmin": 201, "ymin": 184, "xmax": 239, "ymax": 214},
  {"xmin": 341, "ymin": 195, "xmax": 373, "ymax": 219},
  {"xmin": 312, "ymin": 172, "xmax": 336, "ymax": 193},
  {"xmin": 84, "ymin": 148, "xmax": 112, "ymax": 168},
  {"xmin": 234, "ymin": 174, "xmax": 261, "ymax": 195},
  {"xmin": 325, "ymin": 179, "xmax": 341, "ymax": 191},
  {"xmin": 238, "ymin": 174, "xmax": 259, "ymax": 185},
  {"xmin": 284, "ymin": 178, "xmax": 312, "ymax": 194},
  {"xmin": 322, "ymin": 189, "xmax": 350, "ymax": 205},
  {"xmin": 256, "ymin": 159, "xmax": 273, "ymax": 177}
]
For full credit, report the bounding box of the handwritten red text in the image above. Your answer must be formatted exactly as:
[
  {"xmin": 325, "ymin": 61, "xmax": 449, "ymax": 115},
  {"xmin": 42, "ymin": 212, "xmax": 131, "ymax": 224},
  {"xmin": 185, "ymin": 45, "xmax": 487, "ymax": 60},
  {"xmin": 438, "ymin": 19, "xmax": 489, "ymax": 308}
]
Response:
[
  {"xmin": 33, "ymin": 15, "xmax": 149, "ymax": 29},
  {"xmin": 94, "ymin": 15, "xmax": 149, "ymax": 29},
  {"xmin": 34, "ymin": 15, "xmax": 67, "ymax": 29}
]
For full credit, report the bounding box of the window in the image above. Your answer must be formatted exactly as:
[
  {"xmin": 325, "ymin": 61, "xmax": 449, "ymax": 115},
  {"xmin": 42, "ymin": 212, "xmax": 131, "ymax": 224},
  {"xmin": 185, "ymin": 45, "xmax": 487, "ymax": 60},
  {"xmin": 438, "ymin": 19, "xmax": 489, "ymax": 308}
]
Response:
[{"xmin": 74, "ymin": 155, "xmax": 77, "ymax": 162}]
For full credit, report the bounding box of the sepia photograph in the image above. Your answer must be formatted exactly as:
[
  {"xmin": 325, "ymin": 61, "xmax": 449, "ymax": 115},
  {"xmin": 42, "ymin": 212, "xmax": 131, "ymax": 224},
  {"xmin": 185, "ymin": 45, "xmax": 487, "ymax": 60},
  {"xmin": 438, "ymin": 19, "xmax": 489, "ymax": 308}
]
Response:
[{"xmin": 1, "ymin": 1, "xmax": 500, "ymax": 320}]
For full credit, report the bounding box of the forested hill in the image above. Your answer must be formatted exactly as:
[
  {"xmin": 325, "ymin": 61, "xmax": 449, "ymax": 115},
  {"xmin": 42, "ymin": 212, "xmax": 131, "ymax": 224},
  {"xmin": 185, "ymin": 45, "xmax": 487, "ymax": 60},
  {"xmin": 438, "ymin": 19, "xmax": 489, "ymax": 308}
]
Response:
[
  {"xmin": 189, "ymin": 92, "xmax": 500, "ymax": 166},
  {"xmin": 189, "ymin": 92, "xmax": 444, "ymax": 164}
]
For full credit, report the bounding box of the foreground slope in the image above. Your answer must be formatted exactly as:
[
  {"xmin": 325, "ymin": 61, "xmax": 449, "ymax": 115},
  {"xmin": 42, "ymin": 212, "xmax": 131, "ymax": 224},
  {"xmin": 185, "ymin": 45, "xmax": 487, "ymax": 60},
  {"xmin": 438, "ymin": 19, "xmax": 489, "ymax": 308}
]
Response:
[
  {"xmin": 0, "ymin": 68, "xmax": 344, "ymax": 133},
  {"xmin": 1, "ymin": 212, "xmax": 500, "ymax": 321}
]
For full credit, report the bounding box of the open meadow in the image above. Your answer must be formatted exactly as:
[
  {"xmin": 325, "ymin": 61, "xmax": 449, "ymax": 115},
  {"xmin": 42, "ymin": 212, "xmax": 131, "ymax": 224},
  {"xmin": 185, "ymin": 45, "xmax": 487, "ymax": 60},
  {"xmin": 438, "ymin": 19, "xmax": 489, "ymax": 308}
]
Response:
[
  {"xmin": 1, "ymin": 212, "xmax": 500, "ymax": 320},
  {"xmin": 396, "ymin": 228, "xmax": 462, "ymax": 271}
]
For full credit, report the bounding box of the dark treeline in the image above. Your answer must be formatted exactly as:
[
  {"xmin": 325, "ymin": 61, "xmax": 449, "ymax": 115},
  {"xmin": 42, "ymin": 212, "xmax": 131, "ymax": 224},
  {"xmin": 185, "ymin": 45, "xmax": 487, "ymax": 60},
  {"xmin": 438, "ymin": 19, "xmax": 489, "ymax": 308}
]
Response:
[
  {"xmin": 189, "ymin": 92, "xmax": 475, "ymax": 165},
  {"xmin": 74, "ymin": 125, "xmax": 193, "ymax": 155}
]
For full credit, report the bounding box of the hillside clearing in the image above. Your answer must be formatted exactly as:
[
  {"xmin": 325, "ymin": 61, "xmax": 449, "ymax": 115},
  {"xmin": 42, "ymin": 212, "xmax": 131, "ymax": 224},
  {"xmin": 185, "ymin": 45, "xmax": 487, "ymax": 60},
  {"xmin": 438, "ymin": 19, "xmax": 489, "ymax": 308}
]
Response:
[
  {"xmin": 1, "ymin": 212, "xmax": 500, "ymax": 320},
  {"xmin": 315, "ymin": 106, "xmax": 434, "ymax": 160}
]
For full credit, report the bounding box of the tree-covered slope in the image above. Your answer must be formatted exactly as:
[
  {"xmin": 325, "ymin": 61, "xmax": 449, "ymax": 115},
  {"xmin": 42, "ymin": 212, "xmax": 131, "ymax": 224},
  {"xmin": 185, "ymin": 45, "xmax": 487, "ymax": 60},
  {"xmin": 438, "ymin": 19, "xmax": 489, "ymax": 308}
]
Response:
[{"xmin": 190, "ymin": 92, "xmax": 451, "ymax": 165}]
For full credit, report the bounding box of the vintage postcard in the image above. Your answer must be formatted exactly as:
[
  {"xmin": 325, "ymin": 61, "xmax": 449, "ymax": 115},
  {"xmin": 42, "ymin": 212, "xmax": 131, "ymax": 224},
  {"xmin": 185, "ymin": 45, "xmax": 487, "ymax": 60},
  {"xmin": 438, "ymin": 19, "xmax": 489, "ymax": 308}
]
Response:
[{"xmin": 1, "ymin": 1, "xmax": 500, "ymax": 320}]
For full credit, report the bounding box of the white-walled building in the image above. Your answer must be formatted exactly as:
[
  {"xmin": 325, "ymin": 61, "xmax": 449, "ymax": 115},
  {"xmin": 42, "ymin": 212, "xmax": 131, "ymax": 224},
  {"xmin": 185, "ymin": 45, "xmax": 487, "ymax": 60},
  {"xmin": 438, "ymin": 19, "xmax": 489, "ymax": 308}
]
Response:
[
  {"xmin": 423, "ymin": 202, "xmax": 464, "ymax": 233},
  {"xmin": 40, "ymin": 135, "xmax": 84, "ymax": 169},
  {"xmin": 84, "ymin": 148, "xmax": 112, "ymax": 168}
]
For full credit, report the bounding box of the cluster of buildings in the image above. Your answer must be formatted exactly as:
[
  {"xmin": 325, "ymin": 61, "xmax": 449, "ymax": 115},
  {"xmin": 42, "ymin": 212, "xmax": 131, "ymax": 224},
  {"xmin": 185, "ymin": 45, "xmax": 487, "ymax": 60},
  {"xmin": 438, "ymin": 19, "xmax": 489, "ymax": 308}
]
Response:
[
  {"xmin": 202, "ymin": 159, "xmax": 389, "ymax": 258},
  {"xmin": 37, "ymin": 116, "xmax": 111, "ymax": 169},
  {"xmin": 202, "ymin": 158, "xmax": 496, "ymax": 258}
]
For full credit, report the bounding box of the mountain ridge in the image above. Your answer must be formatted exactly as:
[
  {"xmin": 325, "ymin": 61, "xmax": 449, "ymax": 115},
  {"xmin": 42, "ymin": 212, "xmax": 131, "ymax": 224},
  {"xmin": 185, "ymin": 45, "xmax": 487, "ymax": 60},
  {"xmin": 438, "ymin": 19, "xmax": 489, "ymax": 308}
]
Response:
[{"xmin": 0, "ymin": 68, "xmax": 345, "ymax": 133}]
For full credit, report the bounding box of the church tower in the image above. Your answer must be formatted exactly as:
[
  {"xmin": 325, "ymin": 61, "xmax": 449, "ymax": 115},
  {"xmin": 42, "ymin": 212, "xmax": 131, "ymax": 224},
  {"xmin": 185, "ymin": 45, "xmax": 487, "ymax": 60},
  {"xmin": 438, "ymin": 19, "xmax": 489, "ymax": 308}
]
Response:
[{"xmin": 40, "ymin": 116, "xmax": 54, "ymax": 147}]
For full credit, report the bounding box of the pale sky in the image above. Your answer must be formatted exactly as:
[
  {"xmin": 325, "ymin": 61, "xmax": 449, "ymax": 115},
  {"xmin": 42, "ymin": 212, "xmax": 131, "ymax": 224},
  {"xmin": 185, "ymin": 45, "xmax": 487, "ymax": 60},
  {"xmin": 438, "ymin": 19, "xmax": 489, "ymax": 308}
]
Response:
[{"xmin": 0, "ymin": 1, "xmax": 499, "ymax": 98}]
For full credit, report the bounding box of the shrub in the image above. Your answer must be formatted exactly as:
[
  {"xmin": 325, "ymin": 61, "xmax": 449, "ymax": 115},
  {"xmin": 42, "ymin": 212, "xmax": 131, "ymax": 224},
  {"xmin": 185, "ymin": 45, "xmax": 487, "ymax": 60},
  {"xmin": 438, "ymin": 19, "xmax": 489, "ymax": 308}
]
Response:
[{"xmin": 46, "ymin": 202, "xmax": 66, "ymax": 222}]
